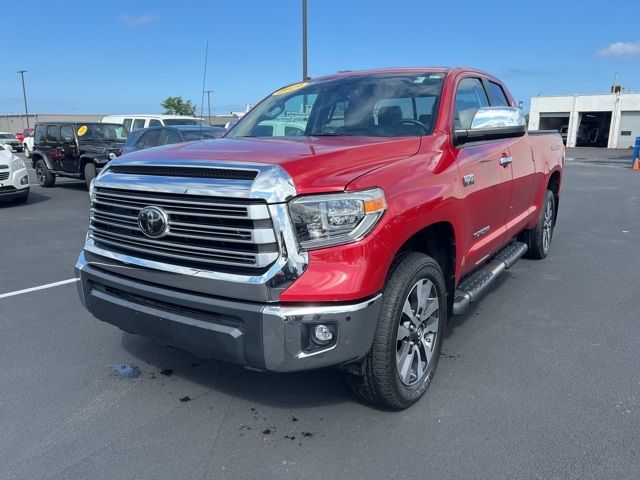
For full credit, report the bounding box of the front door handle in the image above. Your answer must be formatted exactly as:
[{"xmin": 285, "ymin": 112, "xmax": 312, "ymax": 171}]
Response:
[{"xmin": 500, "ymin": 155, "xmax": 513, "ymax": 167}]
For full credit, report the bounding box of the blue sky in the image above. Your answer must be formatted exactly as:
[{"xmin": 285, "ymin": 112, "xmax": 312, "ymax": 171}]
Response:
[{"xmin": 2, "ymin": 0, "xmax": 639, "ymax": 115}]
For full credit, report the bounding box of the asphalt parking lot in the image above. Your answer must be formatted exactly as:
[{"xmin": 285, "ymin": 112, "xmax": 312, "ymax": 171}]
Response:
[{"xmin": 1, "ymin": 150, "xmax": 638, "ymax": 480}]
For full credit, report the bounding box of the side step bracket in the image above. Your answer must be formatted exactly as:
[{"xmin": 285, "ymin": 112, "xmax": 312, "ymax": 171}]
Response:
[{"xmin": 452, "ymin": 241, "xmax": 528, "ymax": 315}]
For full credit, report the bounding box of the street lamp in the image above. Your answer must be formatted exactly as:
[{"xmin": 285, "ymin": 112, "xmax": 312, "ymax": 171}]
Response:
[
  {"xmin": 302, "ymin": 0, "xmax": 308, "ymax": 80},
  {"xmin": 17, "ymin": 70, "xmax": 30, "ymax": 128},
  {"xmin": 204, "ymin": 90, "xmax": 213, "ymax": 121}
]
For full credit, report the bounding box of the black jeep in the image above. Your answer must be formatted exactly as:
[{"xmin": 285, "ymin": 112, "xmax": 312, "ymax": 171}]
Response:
[{"xmin": 32, "ymin": 122, "xmax": 128, "ymax": 188}]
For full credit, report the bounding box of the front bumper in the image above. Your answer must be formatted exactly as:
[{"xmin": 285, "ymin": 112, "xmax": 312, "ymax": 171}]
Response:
[{"xmin": 75, "ymin": 252, "xmax": 381, "ymax": 372}]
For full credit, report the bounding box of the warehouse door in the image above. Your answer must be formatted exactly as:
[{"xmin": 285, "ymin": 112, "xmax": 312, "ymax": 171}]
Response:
[
  {"xmin": 539, "ymin": 112, "xmax": 570, "ymax": 145},
  {"xmin": 618, "ymin": 112, "xmax": 640, "ymax": 148},
  {"xmin": 576, "ymin": 112, "xmax": 612, "ymax": 147}
]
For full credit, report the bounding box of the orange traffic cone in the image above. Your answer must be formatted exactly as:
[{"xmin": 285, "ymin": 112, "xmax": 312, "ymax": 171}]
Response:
[{"xmin": 634, "ymin": 158, "xmax": 640, "ymax": 170}]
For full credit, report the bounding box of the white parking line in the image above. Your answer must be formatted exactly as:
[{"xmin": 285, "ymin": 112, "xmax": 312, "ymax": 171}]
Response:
[{"xmin": 0, "ymin": 278, "xmax": 79, "ymax": 299}]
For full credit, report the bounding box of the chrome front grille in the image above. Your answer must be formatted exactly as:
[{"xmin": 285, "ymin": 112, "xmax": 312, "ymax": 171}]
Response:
[{"xmin": 89, "ymin": 186, "xmax": 279, "ymax": 272}]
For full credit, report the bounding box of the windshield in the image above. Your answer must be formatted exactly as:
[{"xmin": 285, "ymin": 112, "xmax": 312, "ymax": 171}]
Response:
[
  {"xmin": 163, "ymin": 118, "xmax": 207, "ymax": 126},
  {"xmin": 0, "ymin": 134, "xmax": 16, "ymax": 140},
  {"xmin": 227, "ymin": 73, "xmax": 445, "ymax": 138},
  {"xmin": 76, "ymin": 123, "xmax": 128, "ymax": 142}
]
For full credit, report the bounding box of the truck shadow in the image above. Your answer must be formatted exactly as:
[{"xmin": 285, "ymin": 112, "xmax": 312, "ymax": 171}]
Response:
[
  {"xmin": 444, "ymin": 272, "xmax": 511, "ymax": 339},
  {"xmin": 0, "ymin": 191, "xmax": 50, "ymax": 207},
  {"xmin": 120, "ymin": 333, "xmax": 360, "ymax": 409}
]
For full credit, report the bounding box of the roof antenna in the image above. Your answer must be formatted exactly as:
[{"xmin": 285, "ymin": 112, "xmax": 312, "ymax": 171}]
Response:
[{"xmin": 199, "ymin": 41, "xmax": 209, "ymax": 137}]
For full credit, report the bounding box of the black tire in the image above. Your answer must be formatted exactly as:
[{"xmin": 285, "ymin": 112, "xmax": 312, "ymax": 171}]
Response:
[
  {"xmin": 348, "ymin": 252, "xmax": 447, "ymax": 410},
  {"xmin": 84, "ymin": 162, "xmax": 97, "ymax": 189},
  {"xmin": 524, "ymin": 190, "xmax": 555, "ymax": 259},
  {"xmin": 35, "ymin": 159, "xmax": 55, "ymax": 187}
]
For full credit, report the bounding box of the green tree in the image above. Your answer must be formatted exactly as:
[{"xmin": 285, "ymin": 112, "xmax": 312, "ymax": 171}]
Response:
[{"xmin": 161, "ymin": 96, "xmax": 197, "ymax": 116}]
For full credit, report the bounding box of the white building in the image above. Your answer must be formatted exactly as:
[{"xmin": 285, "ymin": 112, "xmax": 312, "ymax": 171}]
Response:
[{"xmin": 528, "ymin": 92, "xmax": 640, "ymax": 148}]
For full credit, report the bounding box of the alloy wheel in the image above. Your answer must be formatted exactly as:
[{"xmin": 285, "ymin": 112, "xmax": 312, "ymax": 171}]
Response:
[
  {"xmin": 542, "ymin": 198, "xmax": 554, "ymax": 254},
  {"xmin": 396, "ymin": 278, "xmax": 440, "ymax": 386},
  {"xmin": 36, "ymin": 164, "xmax": 46, "ymax": 185}
]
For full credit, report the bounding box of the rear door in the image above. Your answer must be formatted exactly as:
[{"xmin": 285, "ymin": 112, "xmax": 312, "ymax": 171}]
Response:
[{"xmin": 453, "ymin": 77, "xmax": 513, "ymax": 273}]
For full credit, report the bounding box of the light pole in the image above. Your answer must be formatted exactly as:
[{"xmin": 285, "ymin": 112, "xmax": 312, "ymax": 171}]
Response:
[
  {"xmin": 17, "ymin": 70, "xmax": 30, "ymax": 128},
  {"xmin": 302, "ymin": 0, "xmax": 308, "ymax": 80},
  {"xmin": 204, "ymin": 90, "xmax": 213, "ymax": 121}
]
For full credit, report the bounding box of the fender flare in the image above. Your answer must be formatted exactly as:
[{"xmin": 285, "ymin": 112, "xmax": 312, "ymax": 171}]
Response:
[{"xmin": 32, "ymin": 150, "xmax": 54, "ymax": 170}]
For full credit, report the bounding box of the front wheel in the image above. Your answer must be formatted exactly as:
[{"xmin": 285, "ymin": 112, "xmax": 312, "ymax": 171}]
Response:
[{"xmin": 348, "ymin": 252, "xmax": 446, "ymax": 410}]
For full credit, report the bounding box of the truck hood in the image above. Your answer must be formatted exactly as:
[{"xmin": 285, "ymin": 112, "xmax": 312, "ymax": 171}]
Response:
[{"xmin": 118, "ymin": 136, "xmax": 421, "ymax": 194}]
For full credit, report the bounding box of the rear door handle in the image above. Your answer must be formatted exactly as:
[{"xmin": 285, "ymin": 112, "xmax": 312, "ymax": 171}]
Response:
[{"xmin": 500, "ymin": 155, "xmax": 513, "ymax": 167}]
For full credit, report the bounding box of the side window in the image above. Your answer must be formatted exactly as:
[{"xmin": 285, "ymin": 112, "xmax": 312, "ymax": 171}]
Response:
[
  {"xmin": 137, "ymin": 129, "xmax": 161, "ymax": 149},
  {"xmin": 132, "ymin": 119, "xmax": 146, "ymax": 131},
  {"xmin": 487, "ymin": 81, "xmax": 509, "ymax": 107},
  {"xmin": 284, "ymin": 126, "xmax": 304, "ymax": 136},
  {"xmin": 252, "ymin": 93, "xmax": 317, "ymax": 137},
  {"xmin": 34, "ymin": 125, "xmax": 46, "ymax": 143},
  {"xmin": 161, "ymin": 129, "xmax": 182, "ymax": 144},
  {"xmin": 60, "ymin": 125, "xmax": 74, "ymax": 142},
  {"xmin": 149, "ymin": 119, "xmax": 162, "ymax": 127},
  {"xmin": 454, "ymin": 78, "xmax": 489, "ymax": 129},
  {"xmin": 46, "ymin": 125, "xmax": 60, "ymax": 143},
  {"xmin": 123, "ymin": 118, "xmax": 133, "ymax": 132}
]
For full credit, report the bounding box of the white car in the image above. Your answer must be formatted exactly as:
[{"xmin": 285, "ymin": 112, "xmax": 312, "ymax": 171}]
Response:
[
  {"xmin": 0, "ymin": 149, "xmax": 29, "ymax": 204},
  {"xmin": 22, "ymin": 130, "xmax": 35, "ymax": 158},
  {"xmin": 0, "ymin": 132, "xmax": 22, "ymax": 153},
  {"xmin": 102, "ymin": 114, "xmax": 208, "ymax": 133}
]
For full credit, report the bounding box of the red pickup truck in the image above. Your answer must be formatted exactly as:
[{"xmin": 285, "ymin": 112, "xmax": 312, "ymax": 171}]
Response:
[{"xmin": 75, "ymin": 67, "xmax": 563, "ymax": 409}]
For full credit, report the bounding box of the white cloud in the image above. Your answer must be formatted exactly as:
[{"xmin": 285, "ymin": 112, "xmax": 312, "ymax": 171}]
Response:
[
  {"xmin": 119, "ymin": 13, "xmax": 159, "ymax": 30},
  {"xmin": 598, "ymin": 41, "xmax": 640, "ymax": 58}
]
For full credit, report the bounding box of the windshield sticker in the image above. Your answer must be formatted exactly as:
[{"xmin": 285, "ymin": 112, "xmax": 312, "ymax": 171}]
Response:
[
  {"xmin": 273, "ymin": 82, "xmax": 308, "ymax": 96},
  {"xmin": 414, "ymin": 76, "xmax": 427, "ymax": 84},
  {"xmin": 77, "ymin": 125, "xmax": 88, "ymax": 136}
]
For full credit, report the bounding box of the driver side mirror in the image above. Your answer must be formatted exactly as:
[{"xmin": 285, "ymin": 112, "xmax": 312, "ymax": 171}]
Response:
[{"xmin": 453, "ymin": 107, "xmax": 526, "ymax": 146}]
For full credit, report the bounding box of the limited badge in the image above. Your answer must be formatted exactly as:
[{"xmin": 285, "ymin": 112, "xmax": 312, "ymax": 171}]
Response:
[
  {"xmin": 77, "ymin": 125, "xmax": 88, "ymax": 136},
  {"xmin": 272, "ymin": 82, "xmax": 308, "ymax": 96}
]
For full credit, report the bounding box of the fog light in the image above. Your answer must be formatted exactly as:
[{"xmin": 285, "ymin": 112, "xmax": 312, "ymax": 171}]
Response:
[
  {"xmin": 312, "ymin": 324, "xmax": 334, "ymax": 344},
  {"xmin": 20, "ymin": 175, "xmax": 28, "ymax": 185}
]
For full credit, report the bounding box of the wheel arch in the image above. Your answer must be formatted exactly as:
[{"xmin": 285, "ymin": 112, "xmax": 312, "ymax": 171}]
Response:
[
  {"xmin": 31, "ymin": 150, "xmax": 53, "ymax": 170},
  {"xmin": 547, "ymin": 169, "xmax": 561, "ymax": 225},
  {"xmin": 395, "ymin": 221, "xmax": 457, "ymax": 307}
]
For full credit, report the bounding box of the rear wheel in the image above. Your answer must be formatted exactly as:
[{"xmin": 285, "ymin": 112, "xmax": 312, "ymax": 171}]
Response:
[
  {"xmin": 35, "ymin": 159, "xmax": 55, "ymax": 187},
  {"xmin": 524, "ymin": 189, "xmax": 555, "ymax": 259},
  {"xmin": 83, "ymin": 162, "xmax": 97, "ymax": 189},
  {"xmin": 348, "ymin": 252, "xmax": 446, "ymax": 410}
]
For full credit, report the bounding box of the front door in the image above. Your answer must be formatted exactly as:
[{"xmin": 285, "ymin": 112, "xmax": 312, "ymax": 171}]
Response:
[
  {"xmin": 45, "ymin": 125, "xmax": 64, "ymax": 170},
  {"xmin": 456, "ymin": 143, "xmax": 513, "ymax": 274},
  {"xmin": 453, "ymin": 77, "xmax": 513, "ymax": 275}
]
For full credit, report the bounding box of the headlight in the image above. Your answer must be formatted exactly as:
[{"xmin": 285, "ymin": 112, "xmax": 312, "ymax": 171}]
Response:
[
  {"xmin": 11, "ymin": 158, "xmax": 24, "ymax": 171},
  {"xmin": 289, "ymin": 188, "xmax": 386, "ymax": 250}
]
